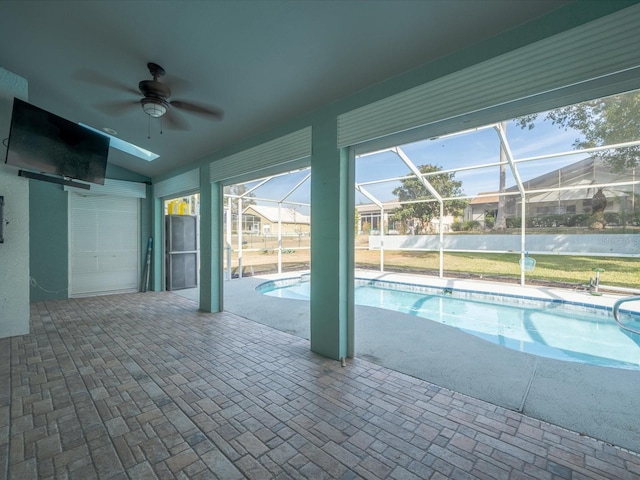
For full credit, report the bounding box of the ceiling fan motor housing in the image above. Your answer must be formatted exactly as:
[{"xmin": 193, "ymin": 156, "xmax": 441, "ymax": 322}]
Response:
[{"xmin": 140, "ymin": 97, "xmax": 169, "ymax": 117}]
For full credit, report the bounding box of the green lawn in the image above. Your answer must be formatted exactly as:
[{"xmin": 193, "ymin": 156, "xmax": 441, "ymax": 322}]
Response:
[
  {"xmin": 232, "ymin": 244, "xmax": 639, "ymax": 290},
  {"xmin": 355, "ymin": 250, "xmax": 640, "ymax": 288}
]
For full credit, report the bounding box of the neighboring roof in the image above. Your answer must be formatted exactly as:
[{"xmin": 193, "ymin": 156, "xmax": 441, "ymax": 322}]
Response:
[
  {"xmin": 469, "ymin": 193, "xmax": 499, "ymax": 205},
  {"xmin": 513, "ymin": 156, "xmax": 629, "ymax": 192},
  {"xmin": 244, "ymin": 205, "xmax": 310, "ymax": 224},
  {"xmin": 471, "ymin": 157, "xmax": 633, "ymax": 205},
  {"xmin": 526, "ymin": 182, "xmax": 627, "ymax": 203},
  {"xmin": 356, "ymin": 202, "xmax": 402, "ymax": 213}
]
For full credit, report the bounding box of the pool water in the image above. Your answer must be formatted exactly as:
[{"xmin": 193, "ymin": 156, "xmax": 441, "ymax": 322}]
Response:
[{"xmin": 259, "ymin": 278, "xmax": 640, "ymax": 370}]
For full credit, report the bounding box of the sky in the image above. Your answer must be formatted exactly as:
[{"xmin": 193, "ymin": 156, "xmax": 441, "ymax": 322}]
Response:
[
  {"xmin": 354, "ymin": 119, "xmax": 587, "ymax": 204},
  {"xmin": 231, "ymin": 110, "xmax": 597, "ymax": 213}
]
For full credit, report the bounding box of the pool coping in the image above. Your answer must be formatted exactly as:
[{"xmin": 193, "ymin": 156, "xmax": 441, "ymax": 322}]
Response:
[{"xmin": 257, "ymin": 269, "xmax": 640, "ymax": 315}]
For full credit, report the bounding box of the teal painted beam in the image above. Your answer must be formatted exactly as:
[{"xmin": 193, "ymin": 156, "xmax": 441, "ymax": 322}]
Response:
[
  {"xmin": 139, "ymin": 184, "xmax": 152, "ymax": 290},
  {"xmin": 345, "ymin": 148, "xmax": 355, "ymax": 358},
  {"xmin": 199, "ymin": 171, "xmax": 223, "ymax": 313},
  {"xmin": 151, "ymin": 196, "xmax": 163, "ymax": 292},
  {"xmin": 310, "ymin": 119, "xmax": 353, "ymax": 360}
]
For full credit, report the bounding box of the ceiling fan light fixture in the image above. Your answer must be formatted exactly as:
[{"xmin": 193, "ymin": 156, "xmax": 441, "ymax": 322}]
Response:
[{"xmin": 141, "ymin": 97, "xmax": 168, "ymax": 117}]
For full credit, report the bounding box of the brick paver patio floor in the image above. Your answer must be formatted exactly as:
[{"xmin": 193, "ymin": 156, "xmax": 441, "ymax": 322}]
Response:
[{"xmin": 1, "ymin": 292, "xmax": 639, "ymax": 479}]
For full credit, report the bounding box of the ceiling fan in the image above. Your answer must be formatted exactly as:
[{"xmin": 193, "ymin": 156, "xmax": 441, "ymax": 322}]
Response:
[{"xmin": 84, "ymin": 62, "xmax": 224, "ymax": 129}]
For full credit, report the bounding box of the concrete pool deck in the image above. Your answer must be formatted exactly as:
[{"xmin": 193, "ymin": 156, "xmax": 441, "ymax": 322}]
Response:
[{"xmin": 174, "ymin": 271, "xmax": 640, "ymax": 453}]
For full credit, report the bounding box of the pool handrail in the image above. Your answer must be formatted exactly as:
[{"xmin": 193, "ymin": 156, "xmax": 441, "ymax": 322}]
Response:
[{"xmin": 612, "ymin": 296, "xmax": 640, "ymax": 335}]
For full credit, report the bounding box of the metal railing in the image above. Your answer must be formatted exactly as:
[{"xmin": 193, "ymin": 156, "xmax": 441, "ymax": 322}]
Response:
[{"xmin": 612, "ymin": 296, "xmax": 640, "ymax": 335}]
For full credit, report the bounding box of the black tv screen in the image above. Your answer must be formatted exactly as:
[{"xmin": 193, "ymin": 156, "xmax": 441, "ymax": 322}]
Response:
[{"xmin": 5, "ymin": 98, "xmax": 109, "ymax": 185}]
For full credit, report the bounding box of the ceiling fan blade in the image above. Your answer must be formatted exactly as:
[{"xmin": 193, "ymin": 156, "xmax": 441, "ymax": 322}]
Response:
[
  {"xmin": 73, "ymin": 68, "xmax": 140, "ymax": 96},
  {"xmin": 163, "ymin": 109, "xmax": 190, "ymax": 131},
  {"xmin": 95, "ymin": 100, "xmax": 140, "ymax": 116},
  {"xmin": 170, "ymin": 100, "xmax": 224, "ymax": 120}
]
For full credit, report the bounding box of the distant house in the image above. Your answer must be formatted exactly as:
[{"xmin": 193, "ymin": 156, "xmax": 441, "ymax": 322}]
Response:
[
  {"xmin": 356, "ymin": 202, "xmax": 401, "ymax": 234},
  {"xmin": 356, "ymin": 202, "xmax": 455, "ymax": 234},
  {"xmin": 465, "ymin": 157, "xmax": 635, "ymax": 226},
  {"xmin": 465, "ymin": 193, "xmax": 500, "ymax": 224},
  {"xmin": 242, "ymin": 204, "xmax": 310, "ymax": 235},
  {"xmin": 356, "ymin": 157, "xmax": 636, "ymax": 233}
]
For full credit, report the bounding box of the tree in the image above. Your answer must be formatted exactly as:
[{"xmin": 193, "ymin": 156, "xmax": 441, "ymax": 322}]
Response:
[
  {"xmin": 223, "ymin": 184, "xmax": 256, "ymax": 214},
  {"xmin": 391, "ymin": 164, "xmax": 467, "ymax": 234},
  {"xmin": 591, "ymin": 187, "xmax": 607, "ymax": 229},
  {"xmin": 515, "ymin": 91, "xmax": 640, "ymax": 173}
]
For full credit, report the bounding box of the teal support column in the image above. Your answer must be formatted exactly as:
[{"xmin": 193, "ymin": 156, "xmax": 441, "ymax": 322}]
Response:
[
  {"xmin": 139, "ymin": 184, "xmax": 152, "ymax": 289},
  {"xmin": 199, "ymin": 168, "xmax": 223, "ymax": 312},
  {"xmin": 151, "ymin": 196, "xmax": 163, "ymax": 292},
  {"xmin": 346, "ymin": 149, "xmax": 355, "ymax": 358},
  {"xmin": 310, "ymin": 119, "xmax": 354, "ymax": 360}
]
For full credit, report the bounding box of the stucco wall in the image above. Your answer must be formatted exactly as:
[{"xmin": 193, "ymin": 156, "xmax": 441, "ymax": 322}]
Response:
[
  {"xmin": 0, "ymin": 68, "xmax": 29, "ymax": 338},
  {"xmin": 29, "ymin": 163, "xmax": 151, "ymax": 302}
]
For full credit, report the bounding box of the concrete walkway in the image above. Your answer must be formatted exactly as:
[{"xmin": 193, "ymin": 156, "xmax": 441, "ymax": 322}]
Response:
[{"xmin": 174, "ymin": 272, "xmax": 640, "ymax": 454}]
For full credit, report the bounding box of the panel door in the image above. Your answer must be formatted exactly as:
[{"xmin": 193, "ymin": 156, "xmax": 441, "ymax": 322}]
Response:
[{"xmin": 165, "ymin": 215, "xmax": 198, "ymax": 290}]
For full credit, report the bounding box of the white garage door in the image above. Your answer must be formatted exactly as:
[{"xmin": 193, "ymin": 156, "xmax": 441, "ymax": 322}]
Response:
[{"xmin": 69, "ymin": 192, "xmax": 139, "ymax": 297}]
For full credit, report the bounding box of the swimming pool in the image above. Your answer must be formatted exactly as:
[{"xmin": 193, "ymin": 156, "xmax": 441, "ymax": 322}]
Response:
[{"xmin": 258, "ymin": 277, "xmax": 640, "ymax": 370}]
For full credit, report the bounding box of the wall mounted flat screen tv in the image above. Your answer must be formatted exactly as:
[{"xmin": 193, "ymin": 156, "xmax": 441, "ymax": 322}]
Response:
[{"xmin": 5, "ymin": 98, "xmax": 109, "ymax": 185}]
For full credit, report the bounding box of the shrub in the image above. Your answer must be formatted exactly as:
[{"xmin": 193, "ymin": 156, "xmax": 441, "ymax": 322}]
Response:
[
  {"xmin": 462, "ymin": 220, "xmax": 481, "ymax": 231},
  {"xmin": 451, "ymin": 221, "xmax": 463, "ymax": 232},
  {"xmin": 506, "ymin": 217, "xmax": 521, "ymax": 228},
  {"xmin": 604, "ymin": 212, "xmax": 620, "ymax": 225},
  {"xmin": 450, "ymin": 220, "xmax": 479, "ymax": 232}
]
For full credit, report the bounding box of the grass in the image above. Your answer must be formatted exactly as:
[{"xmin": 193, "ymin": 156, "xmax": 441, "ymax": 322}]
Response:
[{"xmin": 354, "ymin": 250, "xmax": 640, "ymax": 288}]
